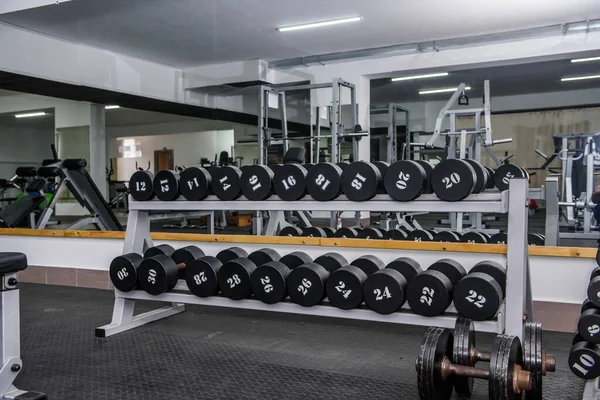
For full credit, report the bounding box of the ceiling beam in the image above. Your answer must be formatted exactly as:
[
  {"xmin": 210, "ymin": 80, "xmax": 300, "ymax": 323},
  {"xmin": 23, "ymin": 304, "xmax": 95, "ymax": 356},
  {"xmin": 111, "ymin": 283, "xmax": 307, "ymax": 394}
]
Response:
[{"xmin": 0, "ymin": 0, "xmax": 72, "ymax": 15}]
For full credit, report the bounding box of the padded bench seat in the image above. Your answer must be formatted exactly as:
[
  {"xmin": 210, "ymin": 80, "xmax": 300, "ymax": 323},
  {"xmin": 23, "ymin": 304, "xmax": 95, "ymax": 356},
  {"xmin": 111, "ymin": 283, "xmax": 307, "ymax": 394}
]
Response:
[{"xmin": 0, "ymin": 252, "xmax": 27, "ymax": 274}]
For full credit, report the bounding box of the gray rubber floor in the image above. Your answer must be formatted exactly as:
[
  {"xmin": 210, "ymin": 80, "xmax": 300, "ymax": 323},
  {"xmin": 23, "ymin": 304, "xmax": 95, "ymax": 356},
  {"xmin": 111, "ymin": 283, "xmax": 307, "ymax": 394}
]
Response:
[{"xmin": 14, "ymin": 284, "xmax": 584, "ymax": 399}]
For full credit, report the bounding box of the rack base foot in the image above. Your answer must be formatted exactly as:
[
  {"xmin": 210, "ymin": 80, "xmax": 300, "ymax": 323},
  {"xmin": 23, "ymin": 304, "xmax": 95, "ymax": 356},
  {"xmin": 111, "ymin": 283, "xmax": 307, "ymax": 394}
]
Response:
[
  {"xmin": 583, "ymin": 377, "xmax": 600, "ymax": 400},
  {"xmin": 95, "ymin": 300, "xmax": 185, "ymax": 337}
]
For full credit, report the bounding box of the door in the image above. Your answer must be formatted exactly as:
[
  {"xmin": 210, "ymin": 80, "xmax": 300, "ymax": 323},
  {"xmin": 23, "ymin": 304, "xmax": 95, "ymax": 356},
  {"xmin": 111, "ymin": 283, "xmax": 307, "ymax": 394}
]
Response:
[{"xmin": 154, "ymin": 149, "xmax": 174, "ymax": 173}]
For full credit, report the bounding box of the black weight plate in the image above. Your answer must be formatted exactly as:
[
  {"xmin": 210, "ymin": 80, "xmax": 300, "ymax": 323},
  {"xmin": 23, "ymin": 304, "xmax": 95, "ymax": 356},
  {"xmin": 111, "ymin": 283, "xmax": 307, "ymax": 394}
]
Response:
[
  {"xmin": 465, "ymin": 159, "xmax": 487, "ymax": 193},
  {"xmin": 407, "ymin": 270, "xmax": 453, "ymax": 316},
  {"xmin": 336, "ymin": 162, "xmax": 350, "ymax": 170},
  {"xmin": 314, "ymin": 252, "xmax": 348, "ymax": 272},
  {"xmin": 416, "ymin": 327, "xmax": 454, "ymax": 400},
  {"xmin": 144, "ymin": 244, "xmax": 175, "ymax": 258},
  {"xmin": 217, "ymin": 258, "xmax": 257, "ymax": 300},
  {"xmin": 303, "ymin": 164, "xmax": 314, "ymax": 173},
  {"xmin": 523, "ymin": 322, "xmax": 543, "ymax": 400},
  {"xmin": 211, "ymin": 166, "xmax": 242, "ymax": 201},
  {"xmin": 428, "ymin": 259, "xmax": 467, "ymax": 286},
  {"xmin": 454, "ymin": 273, "xmax": 503, "ymax": 321},
  {"xmin": 569, "ymin": 341, "xmax": 600, "ymax": 379},
  {"xmin": 573, "ymin": 331, "xmax": 585, "ymax": 346},
  {"xmin": 248, "ymin": 248, "xmax": 281, "ymax": 267},
  {"xmin": 363, "ymin": 269, "xmax": 408, "ymax": 314},
  {"xmin": 453, "ymin": 317, "xmax": 475, "ymax": 397},
  {"xmin": 489, "ymin": 334, "xmax": 523, "ymax": 400},
  {"xmin": 280, "ymin": 251, "xmax": 313, "ymax": 270},
  {"xmin": 240, "ymin": 165, "xmax": 274, "ymax": 201},
  {"xmin": 341, "ymin": 161, "xmax": 381, "ymax": 201},
  {"xmin": 179, "ymin": 167, "xmax": 211, "ymax": 201},
  {"xmin": 351, "ymin": 255, "xmax": 385, "ymax": 276},
  {"xmin": 356, "ymin": 227, "xmax": 384, "ymax": 240},
  {"xmin": 321, "ymin": 227, "xmax": 335, "ymax": 237},
  {"xmin": 414, "ymin": 160, "xmax": 434, "ymax": 194},
  {"xmin": 287, "ymin": 263, "xmax": 328, "ymax": 306},
  {"xmin": 153, "ymin": 170, "xmax": 180, "ymax": 201},
  {"xmin": 471, "ymin": 260, "xmax": 507, "ymax": 297},
  {"xmin": 433, "ymin": 231, "xmax": 461, "ymax": 243},
  {"xmin": 137, "ymin": 255, "xmax": 174, "ymax": 295},
  {"xmin": 251, "ymin": 261, "xmax": 290, "ymax": 304},
  {"xmin": 306, "ymin": 162, "xmax": 343, "ymax": 201},
  {"xmin": 269, "ymin": 164, "xmax": 282, "ymax": 175},
  {"xmin": 333, "ymin": 227, "xmax": 359, "ymax": 238},
  {"xmin": 578, "ymin": 309, "xmax": 600, "ymax": 344},
  {"xmin": 485, "ymin": 167, "xmax": 496, "ymax": 189},
  {"xmin": 494, "ymin": 164, "xmax": 526, "ymax": 191},
  {"xmin": 382, "ymin": 228, "xmax": 408, "ymax": 240},
  {"xmin": 185, "ymin": 256, "xmax": 222, "ymax": 297},
  {"xmin": 384, "ymin": 160, "xmax": 427, "ymax": 201},
  {"xmin": 172, "ymin": 245, "xmax": 205, "ymax": 279},
  {"xmin": 582, "ymin": 299, "xmax": 597, "ymax": 313},
  {"xmin": 302, "ymin": 227, "xmax": 327, "ymax": 238},
  {"xmin": 386, "ymin": 257, "xmax": 423, "ymax": 281},
  {"xmin": 326, "ymin": 266, "xmax": 368, "ymax": 309},
  {"xmin": 129, "ymin": 170, "xmax": 155, "ymax": 201},
  {"xmin": 109, "ymin": 253, "xmax": 143, "ymax": 292},
  {"xmin": 279, "ymin": 226, "xmax": 303, "ymax": 237},
  {"xmin": 489, "ymin": 233, "xmax": 508, "ymax": 244},
  {"xmin": 588, "ymin": 277, "xmax": 600, "ymax": 309},
  {"xmin": 461, "ymin": 231, "xmax": 488, "ymax": 244},
  {"xmin": 431, "ymin": 159, "xmax": 477, "ymax": 202},
  {"xmin": 527, "ymin": 233, "xmax": 545, "ymax": 246},
  {"xmin": 372, "ymin": 161, "xmax": 390, "ymax": 194},
  {"xmin": 216, "ymin": 247, "xmax": 248, "ymax": 264},
  {"xmin": 407, "ymin": 229, "xmax": 434, "ymax": 242},
  {"xmin": 591, "ymin": 266, "xmax": 600, "ymax": 280}
]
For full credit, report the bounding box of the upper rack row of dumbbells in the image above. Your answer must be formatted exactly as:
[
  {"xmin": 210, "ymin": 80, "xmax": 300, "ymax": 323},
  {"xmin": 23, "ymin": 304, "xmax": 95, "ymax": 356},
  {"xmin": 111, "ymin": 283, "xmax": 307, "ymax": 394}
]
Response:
[{"xmin": 129, "ymin": 160, "xmax": 527, "ymax": 203}]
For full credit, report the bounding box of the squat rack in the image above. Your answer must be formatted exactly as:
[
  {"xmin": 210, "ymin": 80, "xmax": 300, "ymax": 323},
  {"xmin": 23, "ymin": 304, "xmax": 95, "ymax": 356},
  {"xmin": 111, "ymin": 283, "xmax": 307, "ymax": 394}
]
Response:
[{"xmin": 97, "ymin": 179, "xmax": 533, "ymax": 344}]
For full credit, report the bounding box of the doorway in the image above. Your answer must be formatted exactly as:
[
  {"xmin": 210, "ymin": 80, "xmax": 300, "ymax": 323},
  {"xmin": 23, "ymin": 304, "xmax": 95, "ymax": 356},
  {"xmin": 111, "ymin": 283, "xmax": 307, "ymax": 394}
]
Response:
[{"xmin": 154, "ymin": 149, "xmax": 174, "ymax": 173}]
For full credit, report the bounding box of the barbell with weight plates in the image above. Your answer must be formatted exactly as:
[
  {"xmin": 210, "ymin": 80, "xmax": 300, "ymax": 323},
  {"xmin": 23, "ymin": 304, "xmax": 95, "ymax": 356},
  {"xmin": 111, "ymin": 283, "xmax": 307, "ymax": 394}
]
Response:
[
  {"xmin": 407, "ymin": 259, "xmax": 467, "ymax": 317},
  {"xmin": 453, "ymin": 260, "xmax": 507, "ymax": 321},
  {"xmin": 306, "ymin": 162, "xmax": 343, "ymax": 201},
  {"xmin": 153, "ymin": 170, "xmax": 181, "ymax": 201},
  {"xmin": 325, "ymin": 255, "xmax": 385, "ymax": 310},
  {"xmin": 240, "ymin": 165, "xmax": 274, "ymax": 201},
  {"xmin": 129, "ymin": 170, "xmax": 155, "ymax": 201},
  {"xmin": 340, "ymin": 161, "xmax": 382, "ymax": 201},
  {"xmin": 210, "ymin": 166, "xmax": 243, "ymax": 201},
  {"xmin": 137, "ymin": 245, "xmax": 205, "ymax": 295},
  {"xmin": 383, "ymin": 160, "xmax": 429, "ymax": 201},
  {"xmin": 362, "ymin": 257, "xmax": 422, "ymax": 314},
  {"xmin": 179, "ymin": 166, "xmax": 212, "ymax": 201},
  {"xmin": 287, "ymin": 252, "xmax": 348, "ymax": 307},
  {"xmin": 570, "ymin": 331, "xmax": 600, "ymax": 380},
  {"xmin": 273, "ymin": 164, "xmax": 308, "ymax": 200}
]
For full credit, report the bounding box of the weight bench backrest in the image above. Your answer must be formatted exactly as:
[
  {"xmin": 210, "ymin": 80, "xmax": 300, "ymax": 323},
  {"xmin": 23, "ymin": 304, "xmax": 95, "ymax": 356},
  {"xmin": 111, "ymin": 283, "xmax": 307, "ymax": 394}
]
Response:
[
  {"xmin": 283, "ymin": 147, "xmax": 306, "ymax": 164},
  {"xmin": 0, "ymin": 252, "xmax": 27, "ymax": 274}
]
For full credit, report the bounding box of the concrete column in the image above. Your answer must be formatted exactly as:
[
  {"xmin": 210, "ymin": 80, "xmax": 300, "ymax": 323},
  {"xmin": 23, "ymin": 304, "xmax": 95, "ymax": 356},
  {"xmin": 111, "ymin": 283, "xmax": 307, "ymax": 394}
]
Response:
[{"xmin": 89, "ymin": 104, "xmax": 107, "ymax": 199}]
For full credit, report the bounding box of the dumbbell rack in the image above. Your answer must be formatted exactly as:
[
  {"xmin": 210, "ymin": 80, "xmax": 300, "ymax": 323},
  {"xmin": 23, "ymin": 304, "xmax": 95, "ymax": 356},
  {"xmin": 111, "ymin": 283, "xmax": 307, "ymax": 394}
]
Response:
[{"xmin": 96, "ymin": 179, "xmax": 533, "ymax": 344}]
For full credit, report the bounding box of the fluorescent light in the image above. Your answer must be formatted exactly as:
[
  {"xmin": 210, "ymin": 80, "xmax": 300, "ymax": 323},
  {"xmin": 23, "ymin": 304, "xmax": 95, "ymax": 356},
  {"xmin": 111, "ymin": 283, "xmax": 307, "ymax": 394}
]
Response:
[
  {"xmin": 392, "ymin": 72, "xmax": 448, "ymax": 82},
  {"xmin": 278, "ymin": 17, "xmax": 362, "ymax": 32},
  {"xmin": 15, "ymin": 112, "xmax": 46, "ymax": 118},
  {"xmin": 571, "ymin": 56, "xmax": 600, "ymax": 63},
  {"xmin": 105, "ymin": 105, "xmax": 120, "ymax": 110},
  {"xmin": 419, "ymin": 86, "xmax": 471, "ymax": 95},
  {"xmin": 561, "ymin": 74, "xmax": 600, "ymax": 82}
]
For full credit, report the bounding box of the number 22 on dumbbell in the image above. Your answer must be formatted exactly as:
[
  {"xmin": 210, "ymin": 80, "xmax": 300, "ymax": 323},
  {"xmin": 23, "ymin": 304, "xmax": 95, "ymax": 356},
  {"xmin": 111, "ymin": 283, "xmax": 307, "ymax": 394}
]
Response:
[{"xmin": 420, "ymin": 287, "xmax": 435, "ymax": 306}]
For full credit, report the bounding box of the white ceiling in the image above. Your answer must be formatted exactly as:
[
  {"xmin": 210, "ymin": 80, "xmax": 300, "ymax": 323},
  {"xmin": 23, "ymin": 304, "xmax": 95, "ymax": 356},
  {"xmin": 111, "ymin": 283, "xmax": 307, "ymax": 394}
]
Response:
[{"xmin": 0, "ymin": 0, "xmax": 598, "ymax": 67}]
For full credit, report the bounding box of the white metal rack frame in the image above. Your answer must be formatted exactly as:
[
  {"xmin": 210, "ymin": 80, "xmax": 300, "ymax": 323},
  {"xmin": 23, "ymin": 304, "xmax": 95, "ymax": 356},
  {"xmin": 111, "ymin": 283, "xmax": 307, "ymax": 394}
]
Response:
[{"xmin": 96, "ymin": 179, "xmax": 533, "ymax": 344}]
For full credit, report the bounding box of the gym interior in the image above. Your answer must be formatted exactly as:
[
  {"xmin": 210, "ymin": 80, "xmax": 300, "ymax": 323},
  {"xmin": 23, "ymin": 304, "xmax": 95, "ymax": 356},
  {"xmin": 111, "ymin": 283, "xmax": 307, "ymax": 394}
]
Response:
[{"xmin": 0, "ymin": 1, "xmax": 599, "ymax": 399}]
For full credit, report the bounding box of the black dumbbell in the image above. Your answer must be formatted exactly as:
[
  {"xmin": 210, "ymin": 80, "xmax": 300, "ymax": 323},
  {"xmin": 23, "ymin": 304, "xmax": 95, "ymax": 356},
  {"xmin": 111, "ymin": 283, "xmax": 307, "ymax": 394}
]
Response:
[
  {"xmin": 407, "ymin": 259, "xmax": 467, "ymax": 316},
  {"xmin": 248, "ymin": 248, "xmax": 281, "ymax": 266},
  {"xmin": 363, "ymin": 257, "xmax": 423, "ymax": 314},
  {"xmin": 485, "ymin": 167, "xmax": 495, "ymax": 189},
  {"xmin": 464, "ymin": 159, "xmax": 489, "ymax": 194},
  {"xmin": 333, "ymin": 227, "xmax": 359, "ymax": 238},
  {"xmin": 153, "ymin": 170, "xmax": 181, "ymax": 201},
  {"xmin": 488, "ymin": 233, "xmax": 507, "ymax": 244},
  {"xmin": 431, "ymin": 159, "xmax": 477, "ymax": 201},
  {"xmin": 406, "ymin": 229, "xmax": 434, "ymax": 242},
  {"xmin": 587, "ymin": 268, "xmax": 600, "ymax": 308},
  {"xmin": 280, "ymin": 251, "xmax": 313, "ymax": 270},
  {"xmin": 144, "ymin": 244, "xmax": 186, "ymax": 278},
  {"xmin": 217, "ymin": 248, "xmax": 279, "ymax": 300},
  {"xmin": 494, "ymin": 164, "xmax": 528, "ymax": 191},
  {"xmin": 216, "ymin": 247, "xmax": 248, "ymax": 263},
  {"xmin": 433, "ymin": 231, "xmax": 462, "ymax": 243},
  {"xmin": 240, "ymin": 165, "xmax": 274, "ymax": 201},
  {"xmin": 179, "ymin": 166, "xmax": 212, "ymax": 201},
  {"xmin": 109, "ymin": 253, "xmax": 144, "ymax": 292},
  {"xmin": 461, "ymin": 231, "xmax": 489, "ymax": 244},
  {"xmin": 372, "ymin": 161, "xmax": 389, "ymax": 194},
  {"xmin": 578, "ymin": 307, "xmax": 600, "ymax": 344},
  {"xmin": 273, "ymin": 164, "xmax": 308, "ymax": 201},
  {"xmin": 340, "ymin": 161, "xmax": 382, "ymax": 201},
  {"xmin": 302, "ymin": 227, "xmax": 327, "ymax": 238},
  {"xmin": 287, "ymin": 252, "xmax": 348, "ymax": 307},
  {"xmin": 453, "ymin": 261, "xmax": 507, "ymax": 321},
  {"xmin": 185, "ymin": 256, "xmax": 223, "ymax": 297},
  {"xmin": 326, "ymin": 255, "xmax": 385, "ymax": 310},
  {"xmin": 382, "ymin": 228, "xmax": 408, "ymax": 240},
  {"xmin": 528, "ymin": 233, "xmax": 545, "ymax": 246},
  {"xmin": 279, "ymin": 226, "xmax": 303, "ymax": 237},
  {"xmin": 357, "ymin": 227, "xmax": 384, "ymax": 240},
  {"xmin": 306, "ymin": 162, "xmax": 343, "ymax": 201},
  {"xmin": 251, "ymin": 260, "xmax": 291, "ymax": 304},
  {"xmin": 137, "ymin": 245, "xmax": 205, "ymax": 295},
  {"xmin": 321, "ymin": 227, "xmax": 335, "ymax": 237},
  {"xmin": 414, "ymin": 160, "xmax": 434, "ymax": 194},
  {"xmin": 210, "ymin": 166, "xmax": 243, "ymax": 201},
  {"xmin": 384, "ymin": 160, "xmax": 428, "ymax": 201},
  {"xmin": 570, "ymin": 332, "xmax": 600, "ymax": 379},
  {"xmin": 129, "ymin": 170, "xmax": 155, "ymax": 201}
]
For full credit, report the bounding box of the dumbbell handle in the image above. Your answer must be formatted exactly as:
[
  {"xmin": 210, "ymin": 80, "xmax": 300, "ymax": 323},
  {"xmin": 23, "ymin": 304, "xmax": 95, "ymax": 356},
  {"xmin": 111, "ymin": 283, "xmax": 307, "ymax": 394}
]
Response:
[
  {"xmin": 440, "ymin": 357, "xmax": 532, "ymax": 393},
  {"xmin": 174, "ymin": 262, "xmax": 186, "ymax": 270}
]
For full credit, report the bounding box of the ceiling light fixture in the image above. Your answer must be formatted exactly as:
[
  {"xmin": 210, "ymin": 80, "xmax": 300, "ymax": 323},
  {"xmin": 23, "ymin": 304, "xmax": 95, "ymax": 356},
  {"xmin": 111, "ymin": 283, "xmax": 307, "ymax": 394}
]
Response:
[
  {"xmin": 561, "ymin": 74, "xmax": 600, "ymax": 81},
  {"xmin": 105, "ymin": 105, "xmax": 120, "ymax": 110},
  {"xmin": 15, "ymin": 111, "xmax": 46, "ymax": 118},
  {"xmin": 391, "ymin": 72, "xmax": 448, "ymax": 82},
  {"xmin": 419, "ymin": 86, "xmax": 471, "ymax": 95},
  {"xmin": 571, "ymin": 56, "xmax": 600, "ymax": 63},
  {"xmin": 277, "ymin": 16, "xmax": 362, "ymax": 32}
]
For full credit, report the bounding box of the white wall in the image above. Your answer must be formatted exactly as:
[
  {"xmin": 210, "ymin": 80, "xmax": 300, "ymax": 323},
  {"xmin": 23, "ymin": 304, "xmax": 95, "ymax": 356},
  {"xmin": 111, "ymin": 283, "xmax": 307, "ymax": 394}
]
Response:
[
  {"xmin": 0, "ymin": 123, "xmax": 55, "ymax": 178},
  {"xmin": 114, "ymin": 130, "xmax": 234, "ymax": 180}
]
